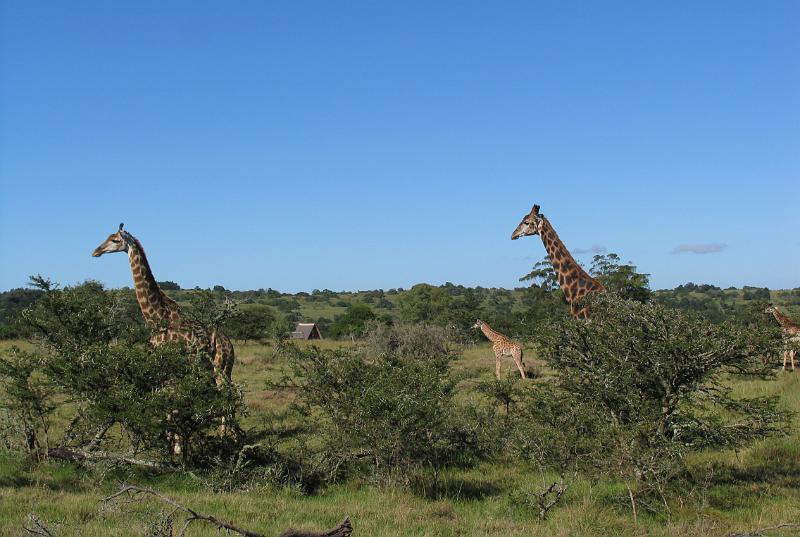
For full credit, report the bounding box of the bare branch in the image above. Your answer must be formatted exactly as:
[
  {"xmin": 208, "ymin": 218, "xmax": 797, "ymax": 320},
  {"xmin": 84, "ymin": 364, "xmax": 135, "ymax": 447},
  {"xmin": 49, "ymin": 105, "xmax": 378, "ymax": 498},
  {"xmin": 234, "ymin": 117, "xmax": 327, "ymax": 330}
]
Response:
[
  {"xmin": 22, "ymin": 514, "xmax": 56, "ymax": 537},
  {"xmin": 729, "ymin": 522, "xmax": 800, "ymax": 537},
  {"xmin": 536, "ymin": 476, "xmax": 570, "ymax": 520},
  {"xmin": 44, "ymin": 447, "xmax": 166, "ymax": 469},
  {"xmin": 104, "ymin": 484, "xmax": 352, "ymax": 537}
]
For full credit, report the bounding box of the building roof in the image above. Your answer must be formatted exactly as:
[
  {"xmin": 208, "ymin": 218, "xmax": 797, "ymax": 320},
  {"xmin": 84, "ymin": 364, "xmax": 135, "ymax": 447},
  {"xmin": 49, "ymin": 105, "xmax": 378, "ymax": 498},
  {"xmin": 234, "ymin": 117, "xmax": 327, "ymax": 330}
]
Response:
[{"xmin": 292, "ymin": 322, "xmax": 322, "ymax": 339}]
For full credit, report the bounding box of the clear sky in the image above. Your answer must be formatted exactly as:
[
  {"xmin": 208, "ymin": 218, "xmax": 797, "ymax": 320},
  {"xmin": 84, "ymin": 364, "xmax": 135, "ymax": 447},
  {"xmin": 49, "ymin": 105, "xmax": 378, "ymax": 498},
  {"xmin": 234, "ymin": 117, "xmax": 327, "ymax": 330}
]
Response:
[{"xmin": 1, "ymin": 1, "xmax": 798, "ymax": 293}]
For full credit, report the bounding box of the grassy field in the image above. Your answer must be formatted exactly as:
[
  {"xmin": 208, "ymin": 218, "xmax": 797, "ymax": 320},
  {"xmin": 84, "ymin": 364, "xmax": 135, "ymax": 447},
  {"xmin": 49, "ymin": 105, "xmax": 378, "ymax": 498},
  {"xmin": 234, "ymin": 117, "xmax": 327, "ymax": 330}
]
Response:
[{"xmin": 1, "ymin": 339, "xmax": 799, "ymax": 536}]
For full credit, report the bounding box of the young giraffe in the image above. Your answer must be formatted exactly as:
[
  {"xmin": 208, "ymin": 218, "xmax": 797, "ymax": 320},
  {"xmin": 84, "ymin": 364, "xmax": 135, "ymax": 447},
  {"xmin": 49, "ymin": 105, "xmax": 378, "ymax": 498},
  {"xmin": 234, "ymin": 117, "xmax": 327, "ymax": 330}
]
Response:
[
  {"xmin": 472, "ymin": 319, "xmax": 526, "ymax": 379},
  {"xmin": 765, "ymin": 305, "xmax": 799, "ymax": 371},
  {"xmin": 92, "ymin": 224, "xmax": 235, "ymax": 381},
  {"xmin": 511, "ymin": 204, "xmax": 605, "ymax": 319}
]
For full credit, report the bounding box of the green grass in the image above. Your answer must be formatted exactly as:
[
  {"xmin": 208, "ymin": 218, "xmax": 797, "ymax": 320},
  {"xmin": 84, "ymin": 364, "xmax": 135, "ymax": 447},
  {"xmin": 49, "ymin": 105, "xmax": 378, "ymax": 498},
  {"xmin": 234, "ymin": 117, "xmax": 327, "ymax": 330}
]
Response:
[{"xmin": 1, "ymin": 340, "xmax": 799, "ymax": 536}]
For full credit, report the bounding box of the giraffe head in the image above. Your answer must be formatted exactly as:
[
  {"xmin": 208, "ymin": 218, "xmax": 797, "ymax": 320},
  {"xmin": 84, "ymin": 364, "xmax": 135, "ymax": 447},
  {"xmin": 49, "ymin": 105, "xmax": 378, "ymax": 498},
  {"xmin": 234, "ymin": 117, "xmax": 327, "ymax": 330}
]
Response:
[
  {"xmin": 765, "ymin": 304, "xmax": 778, "ymax": 315},
  {"xmin": 92, "ymin": 223, "xmax": 131, "ymax": 257},
  {"xmin": 511, "ymin": 204, "xmax": 544, "ymax": 240},
  {"xmin": 471, "ymin": 319, "xmax": 485, "ymax": 330}
]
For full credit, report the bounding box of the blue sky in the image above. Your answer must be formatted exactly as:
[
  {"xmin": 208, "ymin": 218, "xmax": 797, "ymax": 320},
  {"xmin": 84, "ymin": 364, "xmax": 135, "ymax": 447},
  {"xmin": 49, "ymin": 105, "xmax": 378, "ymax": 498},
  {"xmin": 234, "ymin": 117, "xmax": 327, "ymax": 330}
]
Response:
[{"xmin": 1, "ymin": 1, "xmax": 798, "ymax": 292}]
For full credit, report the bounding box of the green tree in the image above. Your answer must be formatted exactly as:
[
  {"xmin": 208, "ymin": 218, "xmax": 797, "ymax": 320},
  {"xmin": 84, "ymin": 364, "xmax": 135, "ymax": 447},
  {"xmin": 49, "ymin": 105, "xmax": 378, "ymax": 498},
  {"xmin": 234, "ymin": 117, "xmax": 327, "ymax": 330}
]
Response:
[
  {"xmin": 0, "ymin": 287, "xmax": 44, "ymax": 339},
  {"xmin": 742, "ymin": 286, "xmax": 771, "ymax": 301},
  {"xmin": 328, "ymin": 304, "xmax": 376, "ymax": 339},
  {"xmin": 184, "ymin": 289, "xmax": 238, "ymax": 329},
  {"xmin": 530, "ymin": 293, "xmax": 790, "ymax": 512},
  {"xmin": 519, "ymin": 256, "xmax": 559, "ymax": 291},
  {"xmin": 223, "ymin": 305, "xmax": 283, "ymax": 343},
  {"xmin": 519, "ymin": 257, "xmax": 568, "ymax": 329},
  {"xmin": 16, "ymin": 278, "xmax": 245, "ymax": 467},
  {"xmin": 397, "ymin": 284, "xmax": 451, "ymax": 324},
  {"xmin": 443, "ymin": 288, "xmax": 485, "ymax": 334},
  {"xmin": 589, "ymin": 253, "xmax": 651, "ymax": 302},
  {"xmin": 279, "ymin": 324, "xmax": 483, "ymax": 483},
  {"xmin": 0, "ymin": 347, "xmax": 56, "ymax": 457}
]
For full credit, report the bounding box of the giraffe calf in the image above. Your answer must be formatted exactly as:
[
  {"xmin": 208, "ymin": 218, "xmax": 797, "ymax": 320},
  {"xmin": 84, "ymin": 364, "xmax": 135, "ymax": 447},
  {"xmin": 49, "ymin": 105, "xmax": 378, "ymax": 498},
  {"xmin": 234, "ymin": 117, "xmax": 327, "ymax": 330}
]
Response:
[
  {"xmin": 765, "ymin": 305, "xmax": 799, "ymax": 371},
  {"xmin": 472, "ymin": 319, "xmax": 527, "ymax": 379}
]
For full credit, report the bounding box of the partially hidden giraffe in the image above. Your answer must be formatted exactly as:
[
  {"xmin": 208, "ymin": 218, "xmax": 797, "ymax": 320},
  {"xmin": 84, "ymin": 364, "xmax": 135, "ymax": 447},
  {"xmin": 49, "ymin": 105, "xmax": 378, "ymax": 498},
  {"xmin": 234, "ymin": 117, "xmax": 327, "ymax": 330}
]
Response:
[
  {"xmin": 511, "ymin": 204, "xmax": 605, "ymax": 319},
  {"xmin": 472, "ymin": 319, "xmax": 526, "ymax": 379},
  {"xmin": 765, "ymin": 305, "xmax": 800, "ymax": 371},
  {"xmin": 93, "ymin": 224, "xmax": 235, "ymax": 381}
]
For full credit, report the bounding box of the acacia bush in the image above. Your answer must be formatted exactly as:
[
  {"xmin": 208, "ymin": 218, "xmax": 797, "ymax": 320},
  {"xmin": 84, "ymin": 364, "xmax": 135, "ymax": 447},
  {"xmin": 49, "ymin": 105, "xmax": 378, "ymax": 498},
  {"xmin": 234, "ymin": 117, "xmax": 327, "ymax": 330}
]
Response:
[
  {"xmin": 359, "ymin": 321, "xmax": 454, "ymax": 360},
  {"xmin": 279, "ymin": 323, "xmax": 490, "ymax": 484},
  {"xmin": 0, "ymin": 347, "xmax": 56, "ymax": 456},
  {"xmin": 0, "ymin": 278, "xmax": 245, "ymax": 467},
  {"xmin": 523, "ymin": 293, "xmax": 792, "ymax": 513}
]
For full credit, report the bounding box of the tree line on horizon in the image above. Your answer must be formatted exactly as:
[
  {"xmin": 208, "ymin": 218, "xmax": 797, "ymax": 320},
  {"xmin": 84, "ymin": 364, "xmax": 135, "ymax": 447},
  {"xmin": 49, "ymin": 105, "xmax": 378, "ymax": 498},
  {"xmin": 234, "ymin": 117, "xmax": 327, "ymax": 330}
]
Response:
[{"xmin": 0, "ymin": 252, "xmax": 797, "ymax": 341}]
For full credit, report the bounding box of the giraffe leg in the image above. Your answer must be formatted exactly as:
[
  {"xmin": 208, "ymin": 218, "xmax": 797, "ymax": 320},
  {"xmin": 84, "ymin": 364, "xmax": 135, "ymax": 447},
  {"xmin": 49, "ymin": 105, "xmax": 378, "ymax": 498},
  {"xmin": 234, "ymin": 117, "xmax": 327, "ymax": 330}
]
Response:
[
  {"xmin": 495, "ymin": 350, "xmax": 502, "ymax": 380},
  {"xmin": 512, "ymin": 348, "xmax": 526, "ymax": 379},
  {"xmin": 210, "ymin": 329, "xmax": 238, "ymax": 437},
  {"xmin": 784, "ymin": 350, "xmax": 789, "ymax": 371},
  {"xmin": 791, "ymin": 350, "xmax": 796, "ymax": 371}
]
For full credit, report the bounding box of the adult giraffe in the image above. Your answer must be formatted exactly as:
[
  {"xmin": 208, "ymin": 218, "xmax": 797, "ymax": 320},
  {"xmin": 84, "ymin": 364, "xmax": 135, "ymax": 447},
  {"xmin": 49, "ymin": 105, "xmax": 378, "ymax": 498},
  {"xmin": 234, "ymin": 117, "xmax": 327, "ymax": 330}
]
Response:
[
  {"xmin": 511, "ymin": 204, "xmax": 604, "ymax": 319},
  {"xmin": 92, "ymin": 224, "xmax": 235, "ymax": 385}
]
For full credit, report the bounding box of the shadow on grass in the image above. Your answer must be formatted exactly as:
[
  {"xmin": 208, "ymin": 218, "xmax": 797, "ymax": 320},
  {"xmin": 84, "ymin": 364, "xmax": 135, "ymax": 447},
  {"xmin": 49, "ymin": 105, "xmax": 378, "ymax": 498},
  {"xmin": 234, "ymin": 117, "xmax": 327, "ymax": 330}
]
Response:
[
  {"xmin": 704, "ymin": 442, "xmax": 800, "ymax": 489},
  {"xmin": 709, "ymin": 461, "xmax": 800, "ymax": 489},
  {"xmin": 410, "ymin": 473, "xmax": 502, "ymax": 501}
]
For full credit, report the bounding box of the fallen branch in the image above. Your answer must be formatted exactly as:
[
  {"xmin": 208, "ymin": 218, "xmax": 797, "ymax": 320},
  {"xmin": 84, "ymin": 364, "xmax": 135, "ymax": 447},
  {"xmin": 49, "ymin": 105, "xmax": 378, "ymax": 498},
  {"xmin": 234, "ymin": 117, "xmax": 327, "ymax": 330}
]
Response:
[
  {"xmin": 277, "ymin": 519, "xmax": 353, "ymax": 537},
  {"xmin": 729, "ymin": 522, "xmax": 800, "ymax": 537},
  {"xmin": 44, "ymin": 447, "xmax": 166, "ymax": 469},
  {"xmin": 104, "ymin": 484, "xmax": 352, "ymax": 537},
  {"xmin": 22, "ymin": 514, "xmax": 55, "ymax": 537}
]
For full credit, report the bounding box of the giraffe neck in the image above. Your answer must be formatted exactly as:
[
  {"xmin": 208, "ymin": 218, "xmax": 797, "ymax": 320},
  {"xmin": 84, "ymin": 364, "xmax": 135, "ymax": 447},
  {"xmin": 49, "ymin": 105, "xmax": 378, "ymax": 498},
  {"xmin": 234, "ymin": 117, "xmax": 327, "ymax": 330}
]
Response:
[
  {"xmin": 538, "ymin": 217, "xmax": 604, "ymax": 303},
  {"xmin": 480, "ymin": 322, "xmax": 501, "ymax": 342},
  {"xmin": 126, "ymin": 236, "xmax": 177, "ymax": 328},
  {"xmin": 771, "ymin": 309, "xmax": 799, "ymax": 330}
]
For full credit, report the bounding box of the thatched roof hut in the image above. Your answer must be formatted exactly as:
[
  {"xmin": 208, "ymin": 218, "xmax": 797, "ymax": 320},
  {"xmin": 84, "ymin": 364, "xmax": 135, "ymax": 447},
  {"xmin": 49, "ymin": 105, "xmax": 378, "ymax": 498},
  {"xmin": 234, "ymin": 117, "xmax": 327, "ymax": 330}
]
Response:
[{"xmin": 291, "ymin": 322, "xmax": 323, "ymax": 340}]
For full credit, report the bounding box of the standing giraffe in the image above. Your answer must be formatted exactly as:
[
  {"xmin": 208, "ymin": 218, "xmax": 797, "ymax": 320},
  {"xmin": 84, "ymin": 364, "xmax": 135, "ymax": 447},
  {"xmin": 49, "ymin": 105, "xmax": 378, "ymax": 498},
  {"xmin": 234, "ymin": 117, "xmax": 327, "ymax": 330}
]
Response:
[
  {"xmin": 472, "ymin": 319, "xmax": 526, "ymax": 379},
  {"xmin": 511, "ymin": 204, "xmax": 605, "ymax": 319},
  {"xmin": 765, "ymin": 305, "xmax": 799, "ymax": 371},
  {"xmin": 92, "ymin": 224, "xmax": 236, "ymax": 446},
  {"xmin": 92, "ymin": 224, "xmax": 235, "ymax": 381}
]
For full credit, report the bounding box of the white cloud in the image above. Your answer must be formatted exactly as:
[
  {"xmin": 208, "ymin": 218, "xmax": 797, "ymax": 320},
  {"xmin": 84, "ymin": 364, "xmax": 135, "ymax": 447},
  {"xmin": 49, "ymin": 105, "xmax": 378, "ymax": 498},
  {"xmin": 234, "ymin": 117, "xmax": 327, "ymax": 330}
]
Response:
[
  {"xmin": 671, "ymin": 243, "xmax": 727, "ymax": 255},
  {"xmin": 572, "ymin": 245, "xmax": 608, "ymax": 255}
]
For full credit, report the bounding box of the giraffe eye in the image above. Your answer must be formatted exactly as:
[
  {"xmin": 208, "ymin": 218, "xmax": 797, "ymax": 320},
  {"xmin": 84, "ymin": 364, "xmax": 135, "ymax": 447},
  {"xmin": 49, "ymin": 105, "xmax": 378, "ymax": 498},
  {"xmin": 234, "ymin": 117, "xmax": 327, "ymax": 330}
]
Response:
[{"xmin": 112, "ymin": 239, "xmax": 121, "ymax": 243}]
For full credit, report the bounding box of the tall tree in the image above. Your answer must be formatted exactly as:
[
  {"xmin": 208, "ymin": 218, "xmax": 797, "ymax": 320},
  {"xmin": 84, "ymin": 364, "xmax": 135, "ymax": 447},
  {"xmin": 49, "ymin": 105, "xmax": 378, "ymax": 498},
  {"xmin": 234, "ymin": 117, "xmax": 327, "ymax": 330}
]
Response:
[{"xmin": 589, "ymin": 253, "xmax": 651, "ymax": 302}]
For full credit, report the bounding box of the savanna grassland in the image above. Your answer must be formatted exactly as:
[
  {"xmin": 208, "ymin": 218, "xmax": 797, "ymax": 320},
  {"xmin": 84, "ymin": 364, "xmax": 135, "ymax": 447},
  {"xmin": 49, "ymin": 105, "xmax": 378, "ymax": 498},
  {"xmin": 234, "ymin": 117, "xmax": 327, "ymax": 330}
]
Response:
[{"xmin": 2, "ymin": 334, "xmax": 799, "ymax": 537}]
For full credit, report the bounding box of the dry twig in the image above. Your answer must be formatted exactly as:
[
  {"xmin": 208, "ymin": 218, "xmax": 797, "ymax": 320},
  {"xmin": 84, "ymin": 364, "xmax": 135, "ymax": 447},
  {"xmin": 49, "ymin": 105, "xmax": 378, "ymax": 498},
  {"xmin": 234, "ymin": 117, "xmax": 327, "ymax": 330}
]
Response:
[{"xmin": 104, "ymin": 484, "xmax": 352, "ymax": 537}]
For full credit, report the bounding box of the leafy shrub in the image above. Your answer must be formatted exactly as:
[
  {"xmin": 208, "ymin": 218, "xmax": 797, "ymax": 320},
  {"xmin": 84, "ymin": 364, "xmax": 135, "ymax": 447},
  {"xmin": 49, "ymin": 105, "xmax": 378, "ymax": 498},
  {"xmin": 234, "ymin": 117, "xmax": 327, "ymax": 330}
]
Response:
[
  {"xmin": 6, "ymin": 278, "xmax": 246, "ymax": 467},
  {"xmin": 279, "ymin": 324, "xmax": 485, "ymax": 484},
  {"xmin": 528, "ymin": 293, "xmax": 792, "ymax": 510},
  {"xmin": 223, "ymin": 304, "xmax": 285, "ymax": 343},
  {"xmin": 359, "ymin": 322, "xmax": 454, "ymax": 360},
  {"xmin": 327, "ymin": 304, "xmax": 376, "ymax": 339},
  {"xmin": 0, "ymin": 347, "xmax": 56, "ymax": 456}
]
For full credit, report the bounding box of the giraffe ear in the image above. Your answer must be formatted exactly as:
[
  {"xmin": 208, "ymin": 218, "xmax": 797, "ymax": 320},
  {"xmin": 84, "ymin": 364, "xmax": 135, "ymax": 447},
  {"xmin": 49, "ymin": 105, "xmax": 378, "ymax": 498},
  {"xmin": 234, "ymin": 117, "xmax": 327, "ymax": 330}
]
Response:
[
  {"xmin": 532, "ymin": 205, "xmax": 540, "ymax": 215},
  {"xmin": 119, "ymin": 223, "xmax": 124, "ymax": 232}
]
